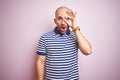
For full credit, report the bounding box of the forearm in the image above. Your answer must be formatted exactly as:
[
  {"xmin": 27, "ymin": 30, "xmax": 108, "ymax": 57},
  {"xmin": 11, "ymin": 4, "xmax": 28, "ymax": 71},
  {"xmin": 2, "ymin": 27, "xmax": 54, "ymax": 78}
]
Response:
[
  {"xmin": 74, "ymin": 29, "xmax": 92, "ymax": 55},
  {"xmin": 36, "ymin": 55, "xmax": 46, "ymax": 80},
  {"xmin": 60, "ymin": 11, "xmax": 92, "ymax": 55}
]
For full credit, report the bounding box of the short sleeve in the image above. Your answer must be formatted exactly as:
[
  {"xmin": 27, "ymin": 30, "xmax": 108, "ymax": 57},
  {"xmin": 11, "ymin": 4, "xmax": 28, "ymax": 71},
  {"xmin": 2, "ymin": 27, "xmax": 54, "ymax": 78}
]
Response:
[{"xmin": 37, "ymin": 36, "xmax": 47, "ymax": 55}]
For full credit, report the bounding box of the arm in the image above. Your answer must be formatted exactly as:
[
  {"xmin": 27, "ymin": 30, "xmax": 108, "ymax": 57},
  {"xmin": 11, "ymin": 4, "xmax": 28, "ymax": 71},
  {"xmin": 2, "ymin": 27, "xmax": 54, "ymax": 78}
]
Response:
[
  {"xmin": 64, "ymin": 12, "xmax": 92, "ymax": 55},
  {"xmin": 36, "ymin": 55, "xmax": 46, "ymax": 80},
  {"xmin": 74, "ymin": 27, "xmax": 92, "ymax": 55}
]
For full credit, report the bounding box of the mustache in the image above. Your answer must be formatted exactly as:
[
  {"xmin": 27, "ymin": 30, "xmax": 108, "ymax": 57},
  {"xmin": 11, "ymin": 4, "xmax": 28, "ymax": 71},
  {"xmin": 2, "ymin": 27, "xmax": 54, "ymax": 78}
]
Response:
[
  {"xmin": 61, "ymin": 24, "xmax": 66, "ymax": 26},
  {"xmin": 61, "ymin": 24, "xmax": 69, "ymax": 27}
]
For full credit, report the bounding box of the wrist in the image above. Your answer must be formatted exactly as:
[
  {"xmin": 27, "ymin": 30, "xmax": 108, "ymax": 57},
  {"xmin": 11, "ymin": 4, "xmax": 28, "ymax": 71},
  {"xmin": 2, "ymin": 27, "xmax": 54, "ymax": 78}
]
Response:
[{"xmin": 72, "ymin": 26, "xmax": 80, "ymax": 32}]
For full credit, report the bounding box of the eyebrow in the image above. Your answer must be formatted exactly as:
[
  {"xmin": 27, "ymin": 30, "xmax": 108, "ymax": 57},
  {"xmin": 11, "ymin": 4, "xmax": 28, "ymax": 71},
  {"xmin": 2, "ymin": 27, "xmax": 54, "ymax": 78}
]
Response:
[
  {"xmin": 57, "ymin": 16, "xmax": 62, "ymax": 18},
  {"xmin": 56, "ymin": 16, "xmax": 63, "ymax": 19}
]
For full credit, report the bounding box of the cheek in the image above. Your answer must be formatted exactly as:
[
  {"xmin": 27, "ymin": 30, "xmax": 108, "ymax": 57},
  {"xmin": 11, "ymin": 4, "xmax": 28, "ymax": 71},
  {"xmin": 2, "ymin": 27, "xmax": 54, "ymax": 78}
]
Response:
[{"xmin": 55, "ymin": 21, "xmax": 61, "ymax": 25}]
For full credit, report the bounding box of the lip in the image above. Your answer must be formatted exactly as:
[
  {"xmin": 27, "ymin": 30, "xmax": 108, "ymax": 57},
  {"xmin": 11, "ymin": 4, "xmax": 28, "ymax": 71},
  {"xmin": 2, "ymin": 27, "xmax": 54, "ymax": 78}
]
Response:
[
  {"xmin": 60, "ymin": 26, "xmax": 66, "ymax": 32},
  {"xmin": 61, "ymin": 25, "xmax": 66, "ymax": 28}
]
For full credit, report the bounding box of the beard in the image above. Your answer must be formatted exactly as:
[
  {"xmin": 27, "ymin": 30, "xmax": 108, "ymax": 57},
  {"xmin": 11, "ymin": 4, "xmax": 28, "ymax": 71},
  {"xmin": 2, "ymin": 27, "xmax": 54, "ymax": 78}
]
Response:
[{"xmin": 57, "ymin": 24, "xmax": 69, "ymax": 34}]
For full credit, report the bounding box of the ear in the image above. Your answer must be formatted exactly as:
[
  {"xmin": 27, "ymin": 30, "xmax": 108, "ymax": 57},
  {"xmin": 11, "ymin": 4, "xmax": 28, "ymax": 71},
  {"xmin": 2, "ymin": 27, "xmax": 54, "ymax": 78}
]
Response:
[{"xmin": 54, "ymin": 18, "xmax": 57, "ymax": 24}]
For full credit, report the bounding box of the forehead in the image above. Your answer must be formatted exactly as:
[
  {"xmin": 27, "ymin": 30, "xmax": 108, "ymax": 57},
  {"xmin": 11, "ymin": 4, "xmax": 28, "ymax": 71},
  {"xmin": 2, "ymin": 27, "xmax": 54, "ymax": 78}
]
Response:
[{"xmin": 55, "ymin": 8, "xmax": 72, "ymax": 17}]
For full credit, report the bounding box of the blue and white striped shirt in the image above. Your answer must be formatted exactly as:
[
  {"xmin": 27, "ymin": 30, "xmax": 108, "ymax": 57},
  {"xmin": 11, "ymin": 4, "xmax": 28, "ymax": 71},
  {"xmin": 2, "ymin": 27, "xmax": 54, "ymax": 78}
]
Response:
[{"xmin": 37, "ymin": 27, "xmax": 79, "ymax": 80}]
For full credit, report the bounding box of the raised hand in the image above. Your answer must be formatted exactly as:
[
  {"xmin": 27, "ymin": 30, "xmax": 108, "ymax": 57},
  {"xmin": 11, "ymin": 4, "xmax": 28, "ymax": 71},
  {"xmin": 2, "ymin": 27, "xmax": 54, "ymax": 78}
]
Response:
[{"xmin": 63, "ymin": 11, "xmax": 77, "ymax": 28}]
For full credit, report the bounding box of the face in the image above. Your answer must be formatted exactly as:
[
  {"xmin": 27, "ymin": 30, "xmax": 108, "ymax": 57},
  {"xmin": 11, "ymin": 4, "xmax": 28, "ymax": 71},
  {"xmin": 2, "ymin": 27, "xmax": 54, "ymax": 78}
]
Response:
[{"xmin": 54, "ymin": 8, "xmax": 71, "ymax": 34}]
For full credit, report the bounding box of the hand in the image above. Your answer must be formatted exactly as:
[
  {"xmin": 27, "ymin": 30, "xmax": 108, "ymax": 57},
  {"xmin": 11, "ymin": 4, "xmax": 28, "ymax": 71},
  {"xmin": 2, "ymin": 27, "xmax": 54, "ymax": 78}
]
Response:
[{"xmin": 64, "ymin": 11, "xmax": 77, "ymax": 28}]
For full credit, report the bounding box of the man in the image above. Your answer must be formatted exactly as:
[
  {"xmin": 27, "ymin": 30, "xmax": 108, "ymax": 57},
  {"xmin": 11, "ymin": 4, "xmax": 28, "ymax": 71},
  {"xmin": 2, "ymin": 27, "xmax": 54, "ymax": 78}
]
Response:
[{"xmin": 36, "ymin": 6, "xmax": 92, "ymax": 80}]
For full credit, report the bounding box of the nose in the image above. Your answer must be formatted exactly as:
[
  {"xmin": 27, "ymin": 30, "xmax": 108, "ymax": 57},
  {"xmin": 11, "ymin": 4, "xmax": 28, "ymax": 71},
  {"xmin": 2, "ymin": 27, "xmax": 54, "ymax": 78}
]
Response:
[{"xmin": 61, "ymin": 19, "xmax": 66, "ymax": 24}]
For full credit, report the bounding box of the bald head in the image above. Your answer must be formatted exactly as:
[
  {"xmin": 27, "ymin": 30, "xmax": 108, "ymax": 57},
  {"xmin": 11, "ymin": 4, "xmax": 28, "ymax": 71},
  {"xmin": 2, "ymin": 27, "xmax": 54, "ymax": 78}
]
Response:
[{"xmin": 55, "ymin": 6, "xmax": 73, "ymax": 17}]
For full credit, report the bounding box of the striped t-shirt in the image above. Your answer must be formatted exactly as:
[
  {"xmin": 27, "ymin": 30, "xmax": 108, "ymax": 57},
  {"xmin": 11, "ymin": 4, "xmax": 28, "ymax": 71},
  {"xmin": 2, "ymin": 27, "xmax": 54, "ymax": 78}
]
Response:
[{"xmin": 37, "ymin": 27, "xmax": 79, "ymax": 80}]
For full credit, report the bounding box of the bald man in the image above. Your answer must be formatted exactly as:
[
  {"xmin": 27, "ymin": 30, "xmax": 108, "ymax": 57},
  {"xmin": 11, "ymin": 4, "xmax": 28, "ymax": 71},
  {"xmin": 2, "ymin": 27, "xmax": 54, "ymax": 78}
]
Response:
[{"xmin": 36, "ymin": 6, "xmax": 92, "ymax": 80}]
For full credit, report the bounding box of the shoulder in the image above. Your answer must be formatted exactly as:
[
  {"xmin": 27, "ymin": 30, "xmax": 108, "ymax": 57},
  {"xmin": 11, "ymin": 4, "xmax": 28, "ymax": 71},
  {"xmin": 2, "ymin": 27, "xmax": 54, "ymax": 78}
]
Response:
[{"xmin": 40, "ymin": 31, "xmax": 55, "ymax": 40}]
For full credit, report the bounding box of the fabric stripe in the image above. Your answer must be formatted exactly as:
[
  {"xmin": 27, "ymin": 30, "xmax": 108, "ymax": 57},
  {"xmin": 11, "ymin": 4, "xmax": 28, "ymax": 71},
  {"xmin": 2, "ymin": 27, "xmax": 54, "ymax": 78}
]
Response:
[{"xmin": 37, "ymin": 28, "xmax": 79, "ymax": 79}]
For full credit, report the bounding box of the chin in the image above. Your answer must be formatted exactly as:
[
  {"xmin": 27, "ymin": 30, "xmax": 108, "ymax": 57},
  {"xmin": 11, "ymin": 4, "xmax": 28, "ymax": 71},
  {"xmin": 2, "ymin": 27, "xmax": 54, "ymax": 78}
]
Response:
[{"xmin": 60, "ymin": 31, "xmax": 66, "ymax": 35}]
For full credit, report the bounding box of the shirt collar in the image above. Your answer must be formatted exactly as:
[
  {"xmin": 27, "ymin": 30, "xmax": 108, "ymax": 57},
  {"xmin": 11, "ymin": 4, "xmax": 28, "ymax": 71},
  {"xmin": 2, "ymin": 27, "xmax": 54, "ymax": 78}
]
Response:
[{"xmin": 54, "ymin": 27, "xmax": 71, "ymax": 35}]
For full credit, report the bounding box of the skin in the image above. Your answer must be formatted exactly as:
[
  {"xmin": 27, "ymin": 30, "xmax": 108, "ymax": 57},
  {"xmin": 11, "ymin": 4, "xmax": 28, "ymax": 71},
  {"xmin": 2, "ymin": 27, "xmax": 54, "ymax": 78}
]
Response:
[
  {"xmin": 54, "ymin": 7, "xmax": 74, "ymax": 34},
  {"xmin": 54, "ymin": 6, "xmax": 92, "ymax": 55},
  {"xmin": 36, "ymin": 6, "xmax": 92, "ymax": 80}
]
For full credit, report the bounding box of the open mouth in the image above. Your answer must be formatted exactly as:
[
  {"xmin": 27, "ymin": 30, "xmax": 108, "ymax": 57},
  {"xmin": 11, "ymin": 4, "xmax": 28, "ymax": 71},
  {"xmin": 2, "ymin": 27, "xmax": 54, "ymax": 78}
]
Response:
[
  {"xmin": 59, "ymin": 24, "xmax": 67, "ymax": 33},
  {"xmin": 62, "ymin": 26, "xmax": 65, "ymax": 29},
  {"xmin": 61, "ymin": 26, "xmax": 66, "ymax": 31}
]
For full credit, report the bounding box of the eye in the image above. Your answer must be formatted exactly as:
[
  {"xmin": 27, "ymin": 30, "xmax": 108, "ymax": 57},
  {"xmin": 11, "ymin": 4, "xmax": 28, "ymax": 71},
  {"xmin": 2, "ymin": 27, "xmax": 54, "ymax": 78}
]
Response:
[
  {"xmin": 57, "ymin": 17, "xmax": 62, "ymax": 20},
  {"xmin": 66, "ymin": 17, "xmax": 70, "ymax": 20}
]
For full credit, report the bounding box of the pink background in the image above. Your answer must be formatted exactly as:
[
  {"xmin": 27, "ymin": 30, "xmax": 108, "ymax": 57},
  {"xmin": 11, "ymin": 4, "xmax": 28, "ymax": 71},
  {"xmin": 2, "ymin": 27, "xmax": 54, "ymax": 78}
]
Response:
[{"xmin": 0, "ymin": 0, "xmax": 120, "ymax": 80}]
